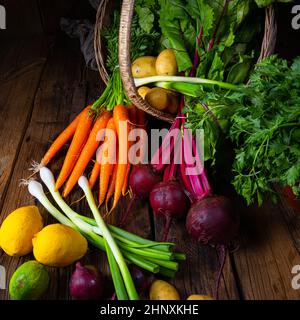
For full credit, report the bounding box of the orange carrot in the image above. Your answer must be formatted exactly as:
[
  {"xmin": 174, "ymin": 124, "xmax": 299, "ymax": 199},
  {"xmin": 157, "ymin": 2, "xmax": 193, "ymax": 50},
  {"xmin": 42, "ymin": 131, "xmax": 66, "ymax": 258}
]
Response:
[
  {"xmin": 106, "ymin": 163, "xmax": 117, "ymax": 207},
  {"xmin": 136, "ymin": 108, "xmax": 147, "ymax": 164},
  {"xmin": 122, "ymin": 164, "xmax": 131, "ymax": 196},
  {"xmin": 99, "ymin": 118, "xmax": 117, "ymax": 206},
  {"xmin": 121, "ymin": 105, "xmax": 136, "ymax": 195},
  {"xmin": 89, "ymin": 160, "xmax": 100, "ymax": 189},
  {"xmin": 55, "ymin": 107, "xmax": 94, "ymax": 191},
  {"xmin": 63, "ymin": 111, "xmax": 111, "ymax": 197},
  {"xmin": 41, "ymin": 106, "xmax": 90, "ymax": 166},
  {"xmin": 111, "ymin": 105, "xmax": 130, "ymax": 210}
]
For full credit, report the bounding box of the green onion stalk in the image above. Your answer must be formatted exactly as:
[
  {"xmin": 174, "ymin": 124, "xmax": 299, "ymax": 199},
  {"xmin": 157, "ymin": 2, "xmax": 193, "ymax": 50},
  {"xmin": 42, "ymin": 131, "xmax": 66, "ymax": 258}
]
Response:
[
  {"xmin": 28, "ymin": 167, "xmax": 185, "ymax": 300},
  {"xmin": 134, "ymin": 75, "xmax": 239, "ymax": 97}
]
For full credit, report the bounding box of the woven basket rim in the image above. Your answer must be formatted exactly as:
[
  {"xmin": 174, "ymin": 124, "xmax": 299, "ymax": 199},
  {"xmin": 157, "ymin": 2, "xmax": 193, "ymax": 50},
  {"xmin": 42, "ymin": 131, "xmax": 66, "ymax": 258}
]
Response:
[{"xmin": 95, "ymin": 0, "xmax": 277, "ymax": 123}]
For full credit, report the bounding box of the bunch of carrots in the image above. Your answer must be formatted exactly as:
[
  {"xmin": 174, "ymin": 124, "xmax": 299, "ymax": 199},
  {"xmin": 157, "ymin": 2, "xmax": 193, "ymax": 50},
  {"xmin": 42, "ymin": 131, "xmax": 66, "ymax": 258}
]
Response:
[{"xmin": 40, "ymin": 105, "xmax": 146, "ymax": 213}]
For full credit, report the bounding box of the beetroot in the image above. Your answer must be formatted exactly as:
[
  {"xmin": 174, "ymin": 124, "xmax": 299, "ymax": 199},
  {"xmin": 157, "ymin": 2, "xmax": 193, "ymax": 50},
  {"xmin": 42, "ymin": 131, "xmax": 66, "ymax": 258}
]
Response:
[
  {"xmin": 120, "ymin": 165, "xmax": 161, "ymax": 226},
  {"xmin": 186, "ymin": 196, "xmax": 239, "ymax": 245},
  {"xmin": 130, "ymin": 165, "xmax": 162, "ymax": 199},
  {"xmin": 150, "ymin": 180, "xmax": 188, "ymax": 241}
]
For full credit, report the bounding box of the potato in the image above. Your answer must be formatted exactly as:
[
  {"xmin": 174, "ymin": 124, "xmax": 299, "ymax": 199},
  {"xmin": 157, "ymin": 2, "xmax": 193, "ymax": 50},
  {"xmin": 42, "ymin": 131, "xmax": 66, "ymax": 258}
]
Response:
[
  {"xmin": 156, "ymin": 49, "xmax": 178, "ymax": 76},
  {"xmin": 187, "ymin": 294, "xmax": 214, "ymax": 300},
  {"xmin": 150, "ymin": 280, "xmax": 180, "ymax": 300},
  {"xmin": 132, "ymin": 56, "xmax": 157, "ymax": 78},
  {"xmin": 145, "ymin": 88, "xmax": 171, "ymax": 111},
  {"xmin": 167, "ymin": 92, "xmax": 180, "ymax": 114},
  {"xmin": 137, "ymin": 86, "xmax": 151, "ymax": 99}
]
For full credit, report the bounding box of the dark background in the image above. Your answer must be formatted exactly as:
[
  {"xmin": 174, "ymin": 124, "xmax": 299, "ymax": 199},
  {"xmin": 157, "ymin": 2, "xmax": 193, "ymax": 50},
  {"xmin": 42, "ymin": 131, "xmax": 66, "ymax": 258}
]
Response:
[{"xmin": 0, "ymin": 0, "xmax": 300, "ymax": 59}]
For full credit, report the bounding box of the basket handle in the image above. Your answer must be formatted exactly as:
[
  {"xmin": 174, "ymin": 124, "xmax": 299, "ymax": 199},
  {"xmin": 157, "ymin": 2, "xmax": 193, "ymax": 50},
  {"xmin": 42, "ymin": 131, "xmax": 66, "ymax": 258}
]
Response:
[
  {"xmin": 118, "ymin": 0, "xmax": 175, "ymax": 123},
  {"xmin": 258, "ymin": 5, "xmax": 277, "ymax": 62}
]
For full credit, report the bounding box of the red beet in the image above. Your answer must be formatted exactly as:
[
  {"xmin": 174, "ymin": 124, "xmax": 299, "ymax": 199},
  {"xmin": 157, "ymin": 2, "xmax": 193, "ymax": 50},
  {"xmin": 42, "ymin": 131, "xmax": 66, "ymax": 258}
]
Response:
[
  {"xmin": 70, "ymin": 262, "xmax": 103, "ymax": 300},
  {"xmin": 150, "ymin": 180, "xmax": 188, "ymax": 241},
  {"xmin": 130, "ymin": 165, "xmax": 162, "ymax": 199},
  {"xmin": 186, "ymin": 196, "xmax": 239, "ymax": 246},
  {"xmin": 120, "ymin": 165, "xmax": 162, "ymax": 226}
]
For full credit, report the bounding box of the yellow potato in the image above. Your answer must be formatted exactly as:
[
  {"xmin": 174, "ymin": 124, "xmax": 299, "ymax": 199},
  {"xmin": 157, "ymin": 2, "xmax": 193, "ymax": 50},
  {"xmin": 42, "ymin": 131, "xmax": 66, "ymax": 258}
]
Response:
[
  {"xmin": 150, "ymin": 280, "xmax": 180, "ymax": 300},
  {"xmin": 145, "ymin": 88, "xmax": 171, "ymax": 111},
  {"xmin": 132, "ymin": 56, "xmax": 157, "ymax": 78},
  {"xmin": 187, "ymin": 294, "xmax": 214, "ymax": 300},
  {"xmin": 156, "ymin": 49, "xmax": 178, "ymax": 76},
  {"xmin": 137, "ymin": 86, "xmax": 151, "ymax": 99},
  {"xmin": 167, "ymin": 93, "xmax": 180, "ymax": 114}
]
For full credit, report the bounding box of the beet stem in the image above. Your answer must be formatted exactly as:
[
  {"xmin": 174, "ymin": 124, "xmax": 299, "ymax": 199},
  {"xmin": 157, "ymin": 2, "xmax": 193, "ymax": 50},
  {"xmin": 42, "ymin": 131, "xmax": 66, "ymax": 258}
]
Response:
[
  {"xmin": 163, "ymin": 213, "xmax": 172, "ymax": 242},
  {"xmin": 119, "ymin": 194, "xmax": 136, "ymax": 227},
  {"xmin": 190, "ymin": 26, "xmax": 203, "ymax": 77},
  {"xmin": 208, "ymin": 0, "xmax": 229, "ymax": 51},
  {"xmin": 215, "ymin": 245, "xmax": 227, "ymax": 300},
  {"xmin": 151, "ymin": 117, "xmax": 182, "ymax": 172},
  {"xmin": 180, "ymin": 160, "xmax": 194, "ymax": 197},
  {"xmin": 163, "ymin": 164, "xmax": 171, "ymax": 182}
]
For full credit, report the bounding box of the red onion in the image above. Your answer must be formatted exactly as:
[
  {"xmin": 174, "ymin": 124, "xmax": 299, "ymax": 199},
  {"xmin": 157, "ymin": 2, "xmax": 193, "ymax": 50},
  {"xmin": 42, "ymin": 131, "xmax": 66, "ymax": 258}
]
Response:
[
  {"xmin": 129, "ymin": 265, "xmax": 154, "ymax": 294},
  {"xmin": 70, "ymin": 262, "xmax": 103, "ymax": 300}
]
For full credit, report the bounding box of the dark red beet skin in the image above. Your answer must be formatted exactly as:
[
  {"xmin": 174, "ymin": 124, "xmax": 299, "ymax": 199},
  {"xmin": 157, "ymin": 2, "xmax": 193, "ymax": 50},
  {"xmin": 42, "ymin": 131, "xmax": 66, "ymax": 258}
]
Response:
[
  {"xmin": 130, "ymin": 165, "xmax": 162, "ymax": 199},
  {"xmin": 186, "ymin": 196, "xmax": 239, "ymax": 245},
  {"xmin": 150, "ymin": 180, "xmax": 188, "ymax": 220}
]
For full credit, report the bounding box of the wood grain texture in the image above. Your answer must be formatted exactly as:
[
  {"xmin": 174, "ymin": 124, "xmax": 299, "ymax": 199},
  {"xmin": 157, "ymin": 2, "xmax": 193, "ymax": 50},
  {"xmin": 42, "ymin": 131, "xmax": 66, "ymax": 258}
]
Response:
[
  {"xmin": 0, "ymin": 37, "xmax": 51, "ymax": 208},
  {"xmin": 232, "ymin": 198, "xmax": 300, "ymax": 300}
]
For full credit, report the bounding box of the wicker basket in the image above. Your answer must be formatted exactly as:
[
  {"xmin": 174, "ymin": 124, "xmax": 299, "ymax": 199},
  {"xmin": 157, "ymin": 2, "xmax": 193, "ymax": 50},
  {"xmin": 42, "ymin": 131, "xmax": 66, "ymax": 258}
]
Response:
[{"xmin": 95, "ymin": 0, "xmax": 277, "ymax": 123}]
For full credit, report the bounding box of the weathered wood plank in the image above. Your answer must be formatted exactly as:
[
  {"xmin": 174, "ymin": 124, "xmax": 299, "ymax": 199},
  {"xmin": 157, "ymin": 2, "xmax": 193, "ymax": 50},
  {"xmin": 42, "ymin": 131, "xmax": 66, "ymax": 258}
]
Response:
[
  {"xmin": 232, "ymin": 199, "xmax": 300, "ymax": 300},
  {"xmin": 0, "ymin": 37, "xmax": 51, "ymax": 209},
  {"xmin": 153, "ymin": 215, "xmax": 240, "ymax": 300},
  {"xmin": 0, "ymin": 36, "xmax": 85, "ymax": 300}
]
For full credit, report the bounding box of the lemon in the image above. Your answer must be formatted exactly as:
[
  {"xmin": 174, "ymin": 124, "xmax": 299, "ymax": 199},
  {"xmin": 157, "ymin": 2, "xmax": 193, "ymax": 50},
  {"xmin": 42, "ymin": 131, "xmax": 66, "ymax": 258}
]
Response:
[
  {"xmin": 9, "ymin": 260, "xmax": 49, "ymax": 300},
  {"xmin": 33, "ymin": 224, "xmax": 88, "ymax": 267},
  {"xmin": 0, "ymin": 206, "xmax": 43, "ymax": 256}
]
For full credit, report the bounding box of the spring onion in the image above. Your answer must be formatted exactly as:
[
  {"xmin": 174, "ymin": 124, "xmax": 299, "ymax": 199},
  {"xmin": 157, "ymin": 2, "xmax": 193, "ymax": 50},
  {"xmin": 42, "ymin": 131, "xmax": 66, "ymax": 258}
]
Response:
[
  {"xmin": 78, "ymin": 176, "xmax": 139, "ymax": 300},
  {"xmin": 29, "ymin": 167, "xmax": 186, "ymax": 299},
  {"xmin": 134, "ymin": 75, "xmax": 239, "ymax": 92}
]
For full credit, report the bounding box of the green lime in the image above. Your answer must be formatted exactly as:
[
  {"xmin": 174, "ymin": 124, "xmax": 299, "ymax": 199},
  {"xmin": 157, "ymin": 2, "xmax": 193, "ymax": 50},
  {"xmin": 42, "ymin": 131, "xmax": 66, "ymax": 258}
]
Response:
[{"xmin": 9, "ymin": 260, "xmax": 49, "ymax": 300}]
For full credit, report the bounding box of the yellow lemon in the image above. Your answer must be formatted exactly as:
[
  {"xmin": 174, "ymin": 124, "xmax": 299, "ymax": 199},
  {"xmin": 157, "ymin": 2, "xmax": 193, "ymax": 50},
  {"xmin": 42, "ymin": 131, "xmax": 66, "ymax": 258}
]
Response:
[
  {"xmin": 0, "ymin": 206, "xmax": 43, "ymax": 256},
  {"xmin": 33, "ymin": 224, "xmax": 88, "ymax": 267}
]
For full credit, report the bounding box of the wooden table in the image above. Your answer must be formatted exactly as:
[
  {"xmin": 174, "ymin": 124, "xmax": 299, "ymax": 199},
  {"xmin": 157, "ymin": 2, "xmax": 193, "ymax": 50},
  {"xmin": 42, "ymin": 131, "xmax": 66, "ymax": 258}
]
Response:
[{"xmin": 0, "ymin": 35, "xmax": 300, "ymax": 300}]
